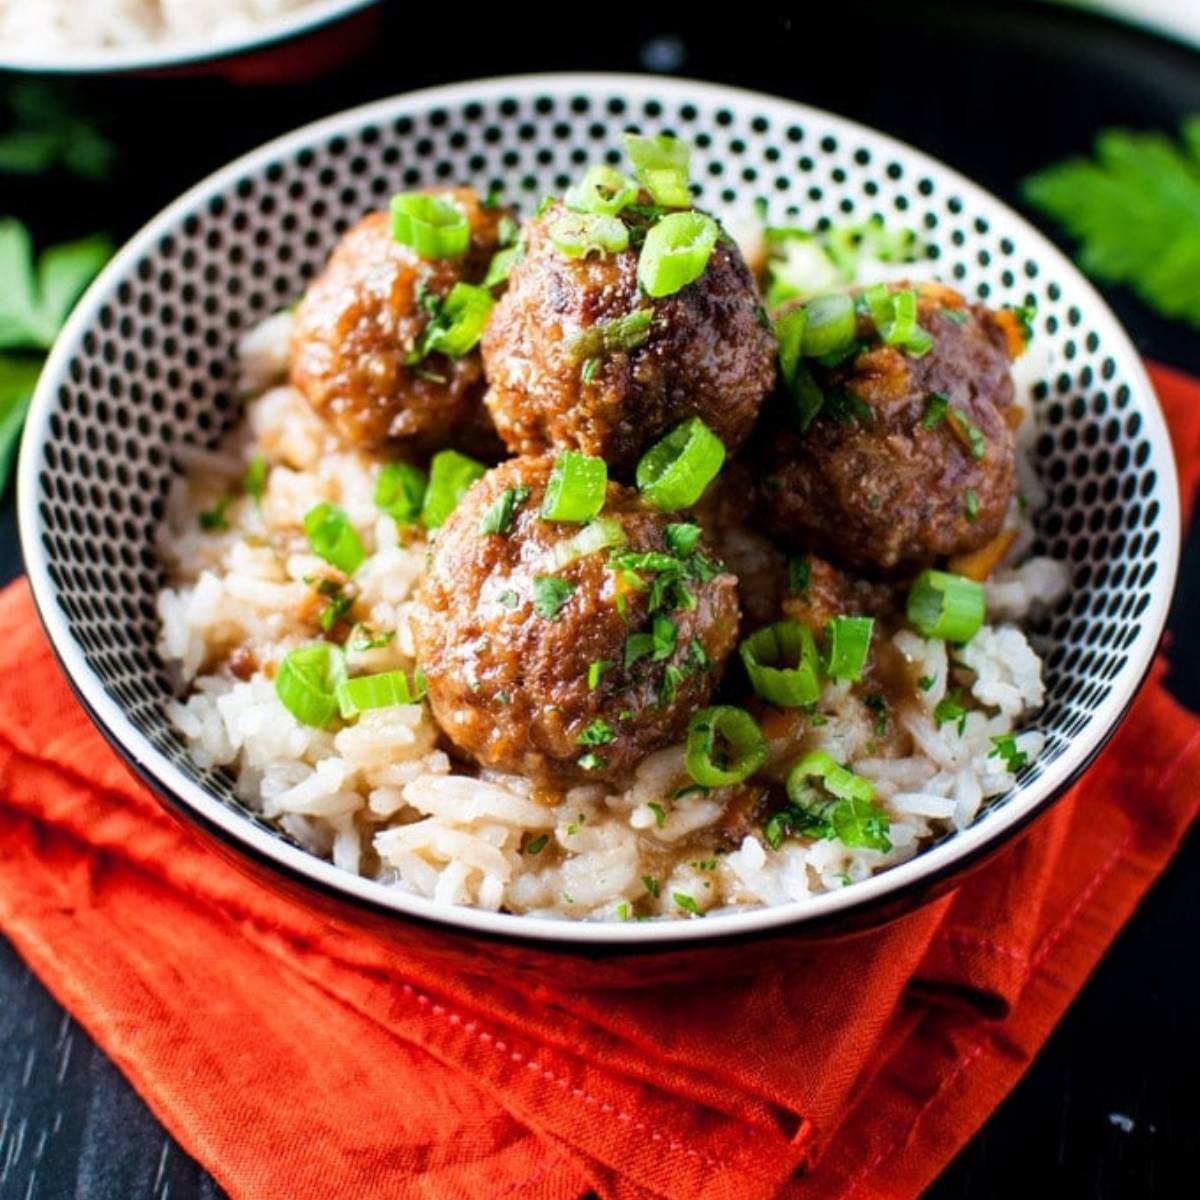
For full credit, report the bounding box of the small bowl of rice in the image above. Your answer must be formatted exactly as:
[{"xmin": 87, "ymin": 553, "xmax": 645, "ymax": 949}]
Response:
[
  {"xmin": 0, "ymin": 0, "xmax": 381, "ymax": 79},
  {"xmin": 16, "ymin": 76, "xmax": 1180, "ymax": 983}
]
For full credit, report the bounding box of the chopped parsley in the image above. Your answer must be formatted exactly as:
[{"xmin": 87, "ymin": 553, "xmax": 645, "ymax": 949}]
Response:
[
  {"xmin": 658, "ymin": 663, "xmax": 685, "ymax": 708},
  {"xmin": 478, "ymin": 485, "xmax": 531, "ymax": 535},
  {"xmin": 314, "ymin": 581, "xmax": 352, "ymax": 631},
  {"xmin": 577, "ymin": 719, "xmax": 616, "ymax": 746},
  {"xmin": 642, "ymin": 875, "xmax": 661, "ymax": 898},
  {"xmin": 863, "ymin": 694, "xmax": 888, "ymax": 736},
  {"xmin": 647, "ymin": 801, "xmax": 668, "ymax": 828},
  {"xmin": 920, "ymin": 392, "xmax": 950, "ymax": 430},
  {"xmin": 524, "ymin": 834, "xmax": 549, "ymax": 855},
  {"xmin": 917, "ymin": 674, "xmax": 937, "ymax": 692},
  {"xmin": 964, "ymin": 488, "xmax": 980, "ymax": 522},
  {"xmin": 243, "ymin": 455, "xmax": 267, "ymax": 503},
  {"xmin": 348, "ymin": 624, "xmax": 394, "ymax": 652},
  {"xmin": 625, "ymin": 613, "xmax": 677, "ymax": 667},
  {"xmin": 940, "ymin": 307, "xmax": 968, "ymax": 327},
  {"xmin": 581, "ymin": 356, "xmax": 600, "ymax": 384},
  {"xmin": 934, "ymin": 691, "xmax": 968, "ymax": 736},
  {"xmin": 565, "ymin": 813, "xmax": 587, "ymax": 836},
  {"xmin": 498, "ymin": 589, "xmax": 520, "ymax": 610},
  {"xmin": 765, "ymin": 788, "xmax": 892, "ymax": 854},
  {"xmin": 952, "ymin": 409, "xmax": 987, "ymax": 460},
  {"xmin": 532, "ymin": 575, "xmax": 576, "ymax": 619},
  {"xmin": 823, "ymin": 386, "xmax": 873, "ymax": 426},
  {"xmin": 587, "ymin": 658, "xmax": 614, "ymax": 690},
  {"xmin": 616, "ymin": 901, "xmax": 631, "ymax": 921},
  {"xmin": 577, "ymin": 751, "xmax": 607, "ymax": 772},
  {"xmin": 787, "ymin": 556, "xmax": 811, "ymax": 595},
  {"xmin": 989, "ymin": 733, "xmax": 1029, "ymax": 773},
  {"xmin": 674, "ymin": 893, "xmax": 700, "ymax": 915}
]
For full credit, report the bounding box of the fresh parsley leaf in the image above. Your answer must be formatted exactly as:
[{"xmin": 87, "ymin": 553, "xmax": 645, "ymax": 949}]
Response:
[
  {"xmin": 641, "ymin": 874, "xmax": 661, "ymax": 898},
  {"xmin": 1023, "ymin": 117, "xmax": 1200, "ymax": 327},
  {"xmin": 524, "ymin": 834, "xmax": 549, "ymax": 855},
  {"xmin": 478, "ymin": 485, "xmax": 531, "ymax": 535},
  {"xmin": 787, "ymin": 556, "xmax": 811, "ymax": 595},
  {"xmin": 348, "ymin": 624, "xmax": 394, "ymax": 652},
  {"xmin": 665, "ymin": 522, "xmax": 702, "ymax": 556},
  {"xmin": 198, "ymin": 495, "xmax": 232, "ymax": 532},
  {"xmin": 989, "ymin": 733, "xmax": 1029, "ymax": 774},
  {"xmin": 243, "ymin": 455, "xmax": 267, "ymax": 502},
  {"xmin": 577, "ymin": 719, "xmax": 616, "ymax": 746},
  {"xmin": 964, "ymin": 488, "xmax": 980, "ymax": 522},
  {"xmin": 532, "ymin": 575, "xmax": 575, "ymax": 619},
  {"xmin": 920, "ymin": 392, "xmax": 949, "ymax": 430},
  {"xmin": 587, "ymin": 658, "xmax": 613, "ymax": 690},
  {"xmin": 576, "ymin": 751, "xmax": 607, "ymax": 772},
  {"xmin": 934, "ymin": 691, "xmax": 968, "ymax": 736},
  {"xmin": 674, "ymin": 892, "xmax": 700, "ymax": 915},
  {"xmin": 917, "ymin": 674, "xmax": 937, "ymax": 692}
]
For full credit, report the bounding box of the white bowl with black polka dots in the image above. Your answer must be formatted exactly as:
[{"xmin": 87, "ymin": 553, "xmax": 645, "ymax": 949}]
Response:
[{"xmin": 17, "ymin": 76, "xmax": 1180, "ymax": 955}]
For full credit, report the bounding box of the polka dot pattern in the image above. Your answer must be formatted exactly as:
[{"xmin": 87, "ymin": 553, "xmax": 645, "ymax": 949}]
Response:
[{"xmin": 24, "ymin": 80, "xmax": 1176, "ymax": 844}]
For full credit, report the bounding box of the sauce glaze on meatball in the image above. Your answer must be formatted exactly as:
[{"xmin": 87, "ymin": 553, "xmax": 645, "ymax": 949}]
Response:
[
  {"xmin": 757, "ymin": 284, "xmax": 1018, "ymax": 572},
  {"xmin": 481, "ymin": 201, "xmax": 777, "ymax": 473},
  {"xmin": 290, "ymin": 188, "xmax": 511, "ymax": 454},
  {"xmin": 411, "ymin": 456, "xmax": 741, "ymax": 787}
]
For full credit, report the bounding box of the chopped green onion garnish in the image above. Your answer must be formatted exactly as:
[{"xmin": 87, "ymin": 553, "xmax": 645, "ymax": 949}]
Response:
[
  {"xmin": 801, "ymin": 292, "xmax": 857, "ymax": 358},
  {"xmin": 581, "ymin": 356, "xmax": 600, "ymax": 384},
  {"xmin": 390, "ymin": 192, "xmax": 470, "ymax": 259},
  {"xmin": 787, "ymin": 557, "xmax": 811, "ymax": 594},
  {"xmin": 588, "ymin": 658, "xmax": 614, "ymax": 690},
  {"xmin": 824, "ymin": 616, "xmax": 874, "ymax": 682},
  {"xmin": 336, "ymin": 670, "xmax": 416, "ymax": 719},
  {"xmin": 348, "ymin": 624, "xmax": 394, "ymax": 652},
  {"xmin": 876, "ymin": 288, "xmax": 934, "ymax": 356},
  {"xmin": 416, "ymin": 282, "xmax": 494, "ymax": 358},
  {"xmin": 642, "ymin": 874, "xmax": 661, "ymax": 897},
  {"xmin": 637, "ymin": 211, "xmax": 719, "ymax": 298},
  {"xmin": 564, "ymin": 308, "xmax": 654, "ymax": 362},
  {"xmin": 789, "ymin": 360, "xmax": 826, "ymax": 431},
  {"xmin": 243, "ymin": 456, "xmax": 267, "ymax": 503},
  {"xmin": 674, "ymin": 893, "xmax": 700, "ymax": 915},
  {"xmin": 482, "ymin": 245, "xmax": 519, "ymax": 290},
  {"xmin": 275, "ymin": 643, "xmax": 346, "ymax": 728},
  {"xmin": 577, "ymin": 718, "xmax": 616, "ymax": 746},
  {"xmin": 920, "ymin": 393, "xmax": 949, "ymax": 430},
  {"xmin": 906, "ymin": 569, "xmax": 985, "ymax": 642},
  {"xmin": 685, "ymin": 705, "xmax": 767, "ymax": 788},
  {"xmin": 541, "ymin": 452, "xmax": 607, "ymax": 522},
  {"xmin": 952, "ymin": 409, "xmax": 987, "ymax": 459},
  {"xmin": 541, "ymin": 516, "xmax": 627, "ymax": 572},
  {"xmin": 623, "ymin": 133, "xmax": 692, "ymax": 208},
  {"xmin": 964, "ymin": 488, "xmax": 980, "ymax": 522},
  {"xmin": 303, "ymin": 503, "xmax": 365, "ymax": 575},
  {"xmin": 789, "ymin": 750, "xmax": 875, "ymax": 803},
  {"xmin": 778, "ymin": 750, "xmax": 892, "ymax": 852},
  {"xmin": 664, "ymin": 522, "xmax": 701, "ymax": 556},
  {"xmin": 525, "ymin": 834, "xmax": 549, "ymax": 855},
  {"xmin": 532, "ymin": 575, "xmax": 576, "ymax": 620},
  {"xmin": 739, "ymin": 620, "xmax": 821, "ymax": 707},
  {"xmin": 565, "ymin": 164, "xmax": 638, "ymax": 216},
  {"xmin": 375, "ymin": 462, "xmax": 428, "ymax": 524},
  {"xmin": 478, "ymin": 485, "xmax": 531, "ymax": 535},
  {"xmin": 635, "ymin": 417, "xmax": 726, "ymax": 511},
  {"xmin": 421, "ymin": 449, "xmax": 486, "ymax": 529},
  {"xmin": 774, "ymin": 306, "xmax": 806, "ymax": 383},
  {"xmin": 549, "ymin": 211, "xmax": 630, "ymax": 258}
]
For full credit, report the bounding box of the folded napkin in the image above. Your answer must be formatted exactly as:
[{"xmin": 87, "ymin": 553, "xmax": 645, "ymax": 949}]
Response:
[{"xmin": 1, "ymin": 364, "xmax": 1197, "ymax": 1200}]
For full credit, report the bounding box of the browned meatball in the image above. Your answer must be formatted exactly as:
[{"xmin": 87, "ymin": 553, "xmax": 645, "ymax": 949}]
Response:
[
  {"xmin": 757, "ymin": 284, "xmax": 1018, "ymax": 571},
  {"xmin": 481, "ymin": 201, "xmax": 776, "ymax": 472},
  {"xmin": 412, "ymin": 456, "xmax": 741, "ymax": 787},
  {"xmin": 290, "ymin": 189, "xmax": 511, "ymax": 454}
]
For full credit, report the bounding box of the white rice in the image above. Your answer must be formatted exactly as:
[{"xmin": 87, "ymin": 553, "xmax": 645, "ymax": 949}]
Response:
[
  {"xmin": 0, "ymin": 0, "xmax": 316, "ymax": 51},
  {"xmin": 156, "ymin": 311, "xmax": 1069, "ymax": 921}
]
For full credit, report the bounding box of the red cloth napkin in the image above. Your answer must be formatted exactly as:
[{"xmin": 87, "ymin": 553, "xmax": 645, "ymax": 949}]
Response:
[{"xmin": 0, "ymin": 364, "xmax": 1197, "ymax": 1200}]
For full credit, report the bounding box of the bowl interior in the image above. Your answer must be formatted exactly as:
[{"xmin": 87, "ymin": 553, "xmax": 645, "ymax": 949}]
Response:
[{"xmin": 19, "ymin": 75, "xmax": 1179, "ymax": 946}]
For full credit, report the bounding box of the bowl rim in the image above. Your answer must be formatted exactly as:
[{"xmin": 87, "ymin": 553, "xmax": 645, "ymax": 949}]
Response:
[
  {"xmin": 17, "ymin": 72, "xmax": 1182, "ymax": 949},
  {"xmin": 0, "ymin": 0, "xmax": 378, "ymax": 75}
]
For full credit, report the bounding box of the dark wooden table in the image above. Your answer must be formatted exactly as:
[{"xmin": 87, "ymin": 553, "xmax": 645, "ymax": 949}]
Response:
[{"xmin": 1, "ymin": 3, "xmax": 1197, "ymax": 1195}]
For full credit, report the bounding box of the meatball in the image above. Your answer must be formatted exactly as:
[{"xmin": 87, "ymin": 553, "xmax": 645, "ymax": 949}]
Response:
[
  {"xmin": 757, "ymin": 284, "xmax": 1018, "ymax": 571},
  {"xmin": 481, "ymin": 200, "xmax": 776, "ymax": 472},
  {"xmin": 290, "ymin": 188, "xmax": 511, "ymax": 454},
  {"xmin": 412, "ymin": 456, "xmax": 741, "ymax": 787}
]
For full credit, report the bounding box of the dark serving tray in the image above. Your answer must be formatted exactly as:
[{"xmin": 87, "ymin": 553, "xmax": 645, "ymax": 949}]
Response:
[{"xmin": 0, "ymin": 2, "xmax": 1196, "ymax": 1196}]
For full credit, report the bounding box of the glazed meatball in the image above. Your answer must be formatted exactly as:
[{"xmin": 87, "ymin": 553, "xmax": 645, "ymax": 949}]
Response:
[
  {"xmin": 757, "ymin": 284, "xmax": 1018, "ymax": 571},
  {"xmin": 290, "ymin": 188, "xmax": 511, "ymax": 453},
  {"xmin": 481, "ymin": 200, "xmax": 777, "ymax": 472},
  {"xmin": 412, "ymin": 456, "xmax": 741, "ymax": 787}
]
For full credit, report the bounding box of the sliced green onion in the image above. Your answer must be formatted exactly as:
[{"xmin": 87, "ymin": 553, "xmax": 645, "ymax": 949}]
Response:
[
  {"xmin": 774, "ymin": 306, "xmax": 806, "ymax": 382},
  {"xmin": 549, "ymin": 212, "xmax": 629, "ymax": 258},
  {"xmin": 788, "ymin": 750, "xmax": 876, "ymax": 803},
  {"xmin": 374, "ymin": 462, "xmax": 427, "ymax": 524},
  {"xmin": 541, "ymin": 516, "xmax": 627, "ymax": 572},
  {"xmin": 862, "ymin": 282, "xmax": 894, "ymax": 332},
  {"xmin": 481, "ymin": 245, "xmax": 519, "ymax": 289},
  {"xmin": 419, "ymin": 282, "xmax": 494, "ymax": 358},
  {"xmin": 390, "ymin": 192, "xmax": 470, "ymax": 259},
  {"xmin": 739, "ymin": 620, "xmax": 821, "ymax": 707},
  {"xmin": 635, "ymin": 417, "xmax": 726, "ymax": 511},
  {"xmin": 801, "ymin": 292, "xmax": 856, "ymax": 357},
  {"xmin": 637, "ymin": 211, "xmax": 719, "ymax": 298},
  {"xmin": 877, "ymin": 288, "xmax": 934, "ymax": 356},
  {"xmin": 789, "ymin": 359, "xmax": 826, "ymax": 432},
  {"xmin": 824, "ymin": 616, "xmax": 874, "ymax": 682},
  {"xmin": 564, "ymin": 308, "xmax": 653, "ymax": 361},
  {"xmin": 336, "ymin": 670, "xmax": 416, "ymax": 719},
  {"xmin": 623, "ymin": 133, "xmax": 692, "ymax": 207},
  {"xmin": 541, "ymin": 452, "xmax": 608, "ymax": 522},
  {"xmin": 588, "ymin": 658, "xmax": 614, "ymax": 690},
  {"xmin": 565, "ymin": 165, "xmax": 639, "ymax": 216},
  {"xmin": 685, "ymin": 705, "xmax": 768, "ymax": 787},
  {"xmin": 421, "ymin": 449, "xmax": 486, "ymax": 529},
  {"xmin": 478, "ymin": 485, "xmax": 531, "ymax": 535},
  {"xmin": 906, "ymin": 569, "xmax": 985, "ymax": 642},
  {"xmin": 303, "ymin": 503, "xmax": 365, "ymax": 576},
  {"xmin": 275, "ymin": 643, "xmax": 346, "ymax": 728}
]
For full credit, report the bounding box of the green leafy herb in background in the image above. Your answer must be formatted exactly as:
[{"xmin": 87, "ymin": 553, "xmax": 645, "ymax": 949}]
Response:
[
  {"xmin": 0, "ymin": 220, "xmax": 112, "ymax": 491},
  {"xmin": 1023, "ymin": 116, "xmax": 1200, "ymax": 328},
  {"xmin": 0, "ymin": 80, "xmax": 116, "ymax": 181}
]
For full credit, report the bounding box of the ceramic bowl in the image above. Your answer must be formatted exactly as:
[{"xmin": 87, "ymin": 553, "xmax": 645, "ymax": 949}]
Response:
[{"xmin": 17, "ymin": 75, "xmax": 1180, "ymax": 983}]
